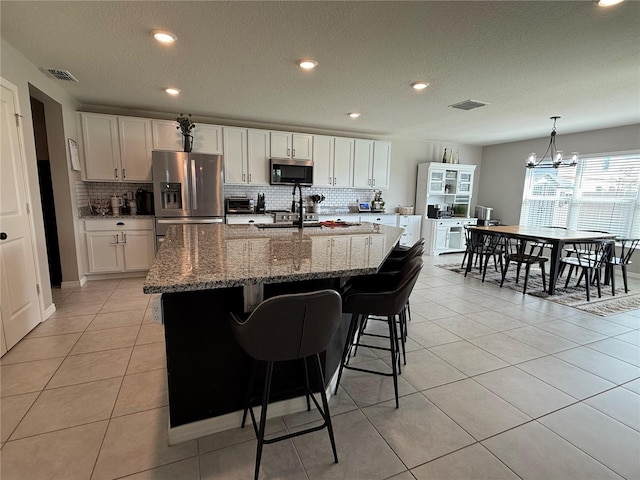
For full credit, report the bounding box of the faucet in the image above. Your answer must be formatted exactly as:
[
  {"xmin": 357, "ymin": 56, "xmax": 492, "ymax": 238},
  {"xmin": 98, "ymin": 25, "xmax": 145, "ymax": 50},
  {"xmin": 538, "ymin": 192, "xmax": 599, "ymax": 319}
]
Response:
[{"xmin": 292, "ymin": 183, "xmax": 304, "ymax": 229}]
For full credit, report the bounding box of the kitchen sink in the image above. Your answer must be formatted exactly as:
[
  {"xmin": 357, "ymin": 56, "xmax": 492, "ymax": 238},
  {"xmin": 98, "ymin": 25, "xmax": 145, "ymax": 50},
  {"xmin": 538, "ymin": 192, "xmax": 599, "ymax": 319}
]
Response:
[{"xmin": 256, "ymin": 222, "xmax": 323, "ymax": 229}]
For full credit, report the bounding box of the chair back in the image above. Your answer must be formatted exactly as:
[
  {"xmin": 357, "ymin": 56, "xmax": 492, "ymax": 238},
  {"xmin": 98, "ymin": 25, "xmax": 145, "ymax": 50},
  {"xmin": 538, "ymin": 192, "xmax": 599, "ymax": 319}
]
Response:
[
  {"xmin": 610, "ymin": 238, "xmax": 640, "ymax": 265},
  {"xmin": 229, "ymin": 289, "xmax": 342, "ymax": 362},
  {"xmin": 566, "ymin": 240, "xmax": 608, "ymax": 268},
  {"xmin": 504, "ymin": 237, "xmax": 547, "ymax": 264}
]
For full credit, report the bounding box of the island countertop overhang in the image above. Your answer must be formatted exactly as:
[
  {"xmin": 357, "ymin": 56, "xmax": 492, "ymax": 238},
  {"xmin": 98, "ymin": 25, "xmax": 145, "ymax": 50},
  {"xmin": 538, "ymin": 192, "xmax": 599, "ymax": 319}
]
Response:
[{"xmin": 143, "ymin": 222, "xmax": 405, "ymax": 294}]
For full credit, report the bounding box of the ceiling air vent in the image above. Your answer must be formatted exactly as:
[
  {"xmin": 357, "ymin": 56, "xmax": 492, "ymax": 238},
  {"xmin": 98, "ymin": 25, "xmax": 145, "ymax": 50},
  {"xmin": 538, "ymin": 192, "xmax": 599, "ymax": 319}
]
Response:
[
  {"xmin": 43, "ymin": 68, "xmax": 79, "ymax": 82},
  {"xmin": 449, "ymin": 99, "xmax": 489, "ymax": 111}
]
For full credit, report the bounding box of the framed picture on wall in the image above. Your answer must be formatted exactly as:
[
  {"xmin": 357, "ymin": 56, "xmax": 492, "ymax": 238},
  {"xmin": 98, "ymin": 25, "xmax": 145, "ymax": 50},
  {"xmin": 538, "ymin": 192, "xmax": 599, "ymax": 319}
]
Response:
[{"xmin": 68, "ymin": 138, "xmax": 80, "ymax": 171}]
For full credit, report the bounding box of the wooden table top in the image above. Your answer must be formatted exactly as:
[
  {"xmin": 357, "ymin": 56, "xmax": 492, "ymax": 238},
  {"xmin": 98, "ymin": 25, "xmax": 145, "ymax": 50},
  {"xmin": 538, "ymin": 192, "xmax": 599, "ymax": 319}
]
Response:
[{"xmin": 469, "ymin": 225, "xmax": 617, "ymax": 242}]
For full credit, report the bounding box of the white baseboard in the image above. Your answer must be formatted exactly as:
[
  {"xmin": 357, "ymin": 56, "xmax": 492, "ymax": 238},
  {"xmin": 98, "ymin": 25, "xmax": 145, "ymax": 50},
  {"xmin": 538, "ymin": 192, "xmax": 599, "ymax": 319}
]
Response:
[
  {"xmin": 44, "ymin": 303, "xmax": 56, "ymax": 319},
  {"xmin": 84, "ymin": 272, "xmax": 147, "ymax": 281},
  {"xmin": 168, "ymin": 369, "xmax": 339, "ymax": 445},
  {"xmin": 61, "ymin": 279, "xmax": 84, "ymax": 289}
]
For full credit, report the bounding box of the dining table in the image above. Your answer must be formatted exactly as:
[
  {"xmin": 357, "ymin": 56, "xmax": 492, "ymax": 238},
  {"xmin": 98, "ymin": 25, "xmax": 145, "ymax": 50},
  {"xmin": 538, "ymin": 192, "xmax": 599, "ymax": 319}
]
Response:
[{"xmin": 468, "ymin": 225, "xmax": 617, "ymax": 295}]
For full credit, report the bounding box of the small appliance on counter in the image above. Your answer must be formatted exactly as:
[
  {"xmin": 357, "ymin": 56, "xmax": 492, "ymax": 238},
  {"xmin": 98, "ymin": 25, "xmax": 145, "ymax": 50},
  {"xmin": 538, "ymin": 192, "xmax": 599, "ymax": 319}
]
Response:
[
  {"xmin": 256, "ymin": 193, "xmax": 266, "ymax": 213},
  {"xmin": 372, "ymin": 190, "xmax": 385, "ymax": 213},
  {"xmin": 135, "ymin": 187, "xmax": 154, "ymax": 215},
  {"xmin": 427, "ymin": 204, "xmax": 453, "ymax": 219},
  {"xmin": 110, "ymin": 195, "xmax": 123, "ymax": 215},
  {"xmin": 225, "ymin": 196, "xmax": 255, "ymax": 214},
  {"xmin": 358, "ymin": 201, "xmax": 371, "ymax": 213},
  {"xmin": 475, "ymin": 205, "xmax": 494, "ymax": 225}
]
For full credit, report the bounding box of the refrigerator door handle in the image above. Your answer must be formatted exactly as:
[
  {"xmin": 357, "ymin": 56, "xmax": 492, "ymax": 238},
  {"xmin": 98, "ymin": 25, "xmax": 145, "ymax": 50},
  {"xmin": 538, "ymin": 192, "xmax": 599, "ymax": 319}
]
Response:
[{"xmin": 191, "ymin": 159, "xmax": 197, "ymax": 210}]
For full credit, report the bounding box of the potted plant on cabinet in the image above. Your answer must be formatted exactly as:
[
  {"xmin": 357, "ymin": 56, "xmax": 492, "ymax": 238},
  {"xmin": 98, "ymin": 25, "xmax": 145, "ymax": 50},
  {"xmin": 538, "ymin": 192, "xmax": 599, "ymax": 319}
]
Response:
[{"xmin": 176, "ymin": 113, "xmax": 196, "ymax": 152}]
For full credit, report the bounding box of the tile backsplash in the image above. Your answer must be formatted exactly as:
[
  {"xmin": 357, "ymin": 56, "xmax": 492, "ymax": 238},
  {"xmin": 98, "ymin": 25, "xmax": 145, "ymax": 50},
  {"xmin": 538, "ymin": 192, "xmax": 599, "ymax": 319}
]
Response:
[
  {"xmin": 224, "ymin": 185, "xmax": 384, "ymax": 213},
  {"xmin": 77, "ymin": 181, "xmax": 393, "ymax": 216}
]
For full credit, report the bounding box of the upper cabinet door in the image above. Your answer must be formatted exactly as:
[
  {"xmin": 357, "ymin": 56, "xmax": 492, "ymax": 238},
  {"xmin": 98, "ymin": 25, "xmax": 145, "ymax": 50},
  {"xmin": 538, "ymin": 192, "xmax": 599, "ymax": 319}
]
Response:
[
  {"xmin": 292, "ymin": 134, "xmax": 313, "ymax": 159},
  {"xmin": 152, "ymin": 120, "xmax": 183, "ymax": 151},
  {"xmin": 353, "ymin": 139, "xmax": 374, "ymax": 188},
  {"xmin": 223, "ymin": 127, "xmax": 247, "ymax": 184},
  {"xmin": 247, "ymin": 129, "xmax": 270, "ymax": 185},
  {"xmin": 118, "ymin": 116, "xmax": 153, "ymax": 182},
  {"xmin": 312, "ymin": 135, "xmax": 333, "ymax": 187},
  {"xmin": 372, "ymin": 141, "xmax": 390, "ymax": 189},
  {"xmin": 192, "ymin": 124, "xmax": 222, "ymax": 154},
  {"xmin": 270, "ymin": 131, "xmax": 291, "ymax": 157},
  {"xmin": 81, "ymin": 113, "xmax": 120, "ymax": 181},
  {"xmin": 333, "ymin": 137, "xmax": 354, "ymax": 187}
]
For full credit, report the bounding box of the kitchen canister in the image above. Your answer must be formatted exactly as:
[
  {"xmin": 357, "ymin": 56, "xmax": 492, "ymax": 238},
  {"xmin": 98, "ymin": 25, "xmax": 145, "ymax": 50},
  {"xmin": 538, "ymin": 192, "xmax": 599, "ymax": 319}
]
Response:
[{"xmin": 398, "ymin": 206, "xmax": 414, "ymax": 215}]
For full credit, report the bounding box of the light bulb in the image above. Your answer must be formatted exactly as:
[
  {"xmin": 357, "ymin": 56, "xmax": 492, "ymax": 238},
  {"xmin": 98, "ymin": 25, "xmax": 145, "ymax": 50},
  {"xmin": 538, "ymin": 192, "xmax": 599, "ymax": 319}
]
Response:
[
  {"xmin": 152, "ymin": 30, "xmax": 177, "ymax": 44},
  {"xmin": 297, "ymin": 59, "xmax": 318, "ymax": 70},
  {"xmin": 165, "ymin": 87, "xmax": 181, "ymax": 95}
]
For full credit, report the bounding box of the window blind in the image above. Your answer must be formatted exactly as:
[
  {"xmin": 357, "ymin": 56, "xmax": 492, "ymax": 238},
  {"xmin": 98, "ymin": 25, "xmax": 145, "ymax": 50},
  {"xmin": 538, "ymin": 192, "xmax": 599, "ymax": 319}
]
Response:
[{"xmin": 520, "ymin": 153, "xmax": 640, "ymax": 237}]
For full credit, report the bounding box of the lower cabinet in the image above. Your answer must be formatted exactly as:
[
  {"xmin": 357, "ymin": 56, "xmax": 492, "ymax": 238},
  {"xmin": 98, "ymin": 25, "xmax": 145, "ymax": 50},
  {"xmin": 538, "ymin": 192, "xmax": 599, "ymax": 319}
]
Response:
[
  {"xmin": 85, "ymin": 219, "xmax": 155, "ymax": 273},
  {"xmin": 397, "ymin": 215, "xmax": 422, "ymax": 247},
  {"xmin": 225, "ymin": 215, "xmax": 274, "ymax": 225},
  {"xmin": 423, "ymin": 218, "xmax": 477, "ymax": 255}
]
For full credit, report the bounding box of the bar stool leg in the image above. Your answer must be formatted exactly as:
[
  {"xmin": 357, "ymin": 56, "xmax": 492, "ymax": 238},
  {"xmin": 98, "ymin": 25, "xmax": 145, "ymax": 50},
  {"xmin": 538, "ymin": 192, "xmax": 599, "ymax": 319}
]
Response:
[
  {"xmin": 313, "ymin": 353, "xmax": 339, "ymax": 464},
  {"xmin": 334, "ymin": 314, "xmax": 360, "ymax": 395},
  {"xmin": 303, "ymin": 357, "xmax": 311, "ymax": 412},
  {"xmin": 254, "ymin": 361, "xmax": 274, "ymax": 480},
  {"xmin": 387, "ymin": 315, "xmax": 399, "ymax": 408},
  {"xmin": 242, "ymin": 359, "xmax": 258, "ymax": 429}
]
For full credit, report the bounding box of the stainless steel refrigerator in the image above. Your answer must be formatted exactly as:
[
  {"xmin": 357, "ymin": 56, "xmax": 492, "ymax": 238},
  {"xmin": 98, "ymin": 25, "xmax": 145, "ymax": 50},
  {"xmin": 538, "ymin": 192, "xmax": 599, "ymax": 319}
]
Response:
[{"xmin": 152, "ymin": 150, "xmax": 224, "ymax": 248}]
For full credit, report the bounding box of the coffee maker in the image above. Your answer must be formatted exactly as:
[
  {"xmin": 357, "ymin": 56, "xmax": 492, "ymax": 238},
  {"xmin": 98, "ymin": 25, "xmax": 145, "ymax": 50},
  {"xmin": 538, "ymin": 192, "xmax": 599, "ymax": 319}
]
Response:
[
  {"xmin": 135, "ymin": 187, "xmax": 154, "ymax": 215},
  {"xmin": 256, "ymin": 193, "xmax": 266, "ymax": 213}
]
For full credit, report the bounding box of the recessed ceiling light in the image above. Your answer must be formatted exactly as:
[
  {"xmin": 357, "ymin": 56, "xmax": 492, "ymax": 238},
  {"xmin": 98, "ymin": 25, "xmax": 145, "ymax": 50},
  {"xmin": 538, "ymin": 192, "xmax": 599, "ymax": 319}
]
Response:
[
  {"xmin": 596, "ymin": 0, "xmax": 624, "ymax": 5},
  {"xmin": 411, "ymin": 81, "xmax": 430, "ymax": 90},
  {"xmin": 165, "ymin": 87, "xmax": 181, "ymax": 95},
  {"xmin": 297, "ymin": 59, "xmax": 318, "ymax": 70},
  {"xmin": 348, "ymin": 112, "xmax": 361, "ymax": 119},
  {"xmin": 153, "ymin": 30, "xmax": 177, "ymax": 44}
]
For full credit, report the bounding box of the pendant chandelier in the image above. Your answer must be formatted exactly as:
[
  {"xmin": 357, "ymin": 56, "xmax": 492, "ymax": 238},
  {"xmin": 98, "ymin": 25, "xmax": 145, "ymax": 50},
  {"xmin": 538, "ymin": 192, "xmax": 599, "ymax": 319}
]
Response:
[{"xmin": 526, "ymin": 116, "xmax": 578, "ymax": 169}]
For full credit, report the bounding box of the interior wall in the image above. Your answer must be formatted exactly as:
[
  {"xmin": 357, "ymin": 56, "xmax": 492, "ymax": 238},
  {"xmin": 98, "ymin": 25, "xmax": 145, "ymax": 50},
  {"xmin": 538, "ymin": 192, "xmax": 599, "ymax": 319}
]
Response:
[
  {"xmin": 478, "ymin": 123, "xmax": 640, "ymax": 272},
  {"xmin": 1, "ymin": 38, "xmax": 83, "ymax": 313},
  {"xmin": 478, "ymin": 124, "xmax": 640, "ymax": 224}
]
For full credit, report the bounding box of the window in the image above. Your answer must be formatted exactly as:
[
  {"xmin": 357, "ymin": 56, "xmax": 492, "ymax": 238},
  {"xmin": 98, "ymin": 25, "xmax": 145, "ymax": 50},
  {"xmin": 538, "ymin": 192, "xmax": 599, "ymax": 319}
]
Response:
[{"xmin": 520, "ymin": 152, "xmax": 640, "ymax": 237}]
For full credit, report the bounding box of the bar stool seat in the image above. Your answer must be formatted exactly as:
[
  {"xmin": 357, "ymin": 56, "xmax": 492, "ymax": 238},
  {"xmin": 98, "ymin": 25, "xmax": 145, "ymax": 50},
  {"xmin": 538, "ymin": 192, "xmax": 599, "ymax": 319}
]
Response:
[
  {"xmin": 335, "ymin": 257, "xmax": 423, "ymax": 408},
  {"xmin": 229, "ymin": 289, "xmax": 342, "ymax": 480}
]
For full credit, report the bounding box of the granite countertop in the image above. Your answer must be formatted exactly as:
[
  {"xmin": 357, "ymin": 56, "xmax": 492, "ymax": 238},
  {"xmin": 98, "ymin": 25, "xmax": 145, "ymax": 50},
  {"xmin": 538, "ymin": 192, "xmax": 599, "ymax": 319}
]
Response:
[{"xmin": 143, "ymin": 222, "xmax": 404, "ymax": 294}]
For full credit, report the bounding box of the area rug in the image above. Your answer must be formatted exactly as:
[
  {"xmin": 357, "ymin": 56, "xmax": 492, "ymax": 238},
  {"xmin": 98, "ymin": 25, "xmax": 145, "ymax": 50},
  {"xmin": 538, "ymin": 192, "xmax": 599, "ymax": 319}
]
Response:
[{"xmin": 437, "ymin": 263, "xmax": 640, "ymax": 316}]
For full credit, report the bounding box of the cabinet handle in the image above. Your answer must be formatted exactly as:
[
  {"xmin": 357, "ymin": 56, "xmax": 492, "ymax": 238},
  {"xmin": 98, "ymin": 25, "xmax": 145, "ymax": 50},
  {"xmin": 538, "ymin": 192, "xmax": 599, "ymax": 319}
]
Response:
[
  {"xmin": 329, "ymin": 176, "xmax": 332, "ymax": 184},
  {"xmin": 287, "ymin": 148, "xmax": 291, "ymax": 156},
  {"xmin": 292, "ymin": 148, "xmax": 296, "ymax": 157},
  {"xmin": 114, "ymin": 169, "xmax": 118, "ymax": 179},
  {"xmin": 116, "ymin": 222, "xmax": 125, "ymax": 226},
  {"xmin": 248, "ymin": 174, "xmax": 251, "ymax": 182},
  {"xmin": 113, "ymin": 234, "xmax": 119, "ymax": 245},
  {"xmin": 333, "ymin": 177, "xmax": 336, "ymax": 184},
  {"xmin": 122, "ymin": 233, "xmax": 127, "ymax": 244},
  {"xmin": 372, "ymin": 178, "xmax": 376, "ymax": 186},
  {"xmin": 242, "ymin": 174, "xmax": 246, "ymax": 181},
  {"xmin": 122, "ymin": 168, "xmax": 126, "ymax": 179},
  {"xmin": 249, "ymin": 220, "xmax": 255, "ymax": 223},
  {"xmin": 0, "ymin": 232, "xmax": 7, "ymax": 240}
]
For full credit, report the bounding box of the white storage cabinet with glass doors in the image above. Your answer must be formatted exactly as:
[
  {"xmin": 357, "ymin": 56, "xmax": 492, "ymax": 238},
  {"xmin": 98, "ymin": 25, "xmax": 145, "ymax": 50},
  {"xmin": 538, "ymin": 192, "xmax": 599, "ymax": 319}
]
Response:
[{"xmin": 415, "ymin": 162, "xmax": 477, "ymax": 255}]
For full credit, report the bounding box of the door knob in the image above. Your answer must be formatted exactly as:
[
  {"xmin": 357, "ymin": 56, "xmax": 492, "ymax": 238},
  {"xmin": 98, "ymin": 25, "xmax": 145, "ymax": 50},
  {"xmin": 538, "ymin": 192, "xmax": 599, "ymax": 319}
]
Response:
[{"xmin": 0, "ymin": 232, "xmax": 7, "ymax": 240}]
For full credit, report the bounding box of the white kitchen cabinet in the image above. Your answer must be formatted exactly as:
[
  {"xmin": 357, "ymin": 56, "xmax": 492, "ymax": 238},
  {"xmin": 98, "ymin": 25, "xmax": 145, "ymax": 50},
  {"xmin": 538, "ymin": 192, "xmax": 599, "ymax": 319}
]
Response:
[
  {"xmin": 367, "ymin": 214, "xmax": 397, "ymax": 226},
  {"xmin": 318, "ymin": 214, "xmax": 361, "ymax": 224},
  {"xmin": 247, "ymin": 129, "xmax": 270, "ymax": 185},
  {"xmin": 353, "ymin": 139, "xmax": 390, "ymax": 189},
  {"xmin": 152, "ymin": 120, "xmax": 222, "ymax": 154},
  {"xmin": 312, "ymin": 136, "xmax": 354, "ymax": 187},
  {"xmin": 81, "ymin": 113, "xmax": 153, "ymax": 182},
  {"xmin": 423, "ymin": 218, "xmax": 477, "ymax": 255},
  {"xmin": 270, "ymin": 131, "xmax": 313, "ymax": 159},
  {"xmin": 225, "ymin": 215, "xmax": 273, "ymax": 225},
  {"xmin": 397, "ymin": 215, "xmax": 422, "ymax": 247},
  {"xmin": 225, "ymin": 238, "xmax": 270, "ymax": 276},
  {"xmin": 84, "ymin": 218, "xmax": 155, "ymax": 273},
  {"xmin": 223, "ymin": 127, "xmax": 247, "ymax": 184},
  {"xmin": 223, "ymin": 127, "xmax": 270, "ymax": 185}
]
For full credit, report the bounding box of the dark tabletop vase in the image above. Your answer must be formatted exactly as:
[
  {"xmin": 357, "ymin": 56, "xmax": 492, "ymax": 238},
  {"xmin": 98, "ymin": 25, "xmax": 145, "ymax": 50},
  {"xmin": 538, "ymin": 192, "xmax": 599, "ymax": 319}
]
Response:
[{"xmin": 183, "ymin": 134, "xmax": 193, "ymax": 153}]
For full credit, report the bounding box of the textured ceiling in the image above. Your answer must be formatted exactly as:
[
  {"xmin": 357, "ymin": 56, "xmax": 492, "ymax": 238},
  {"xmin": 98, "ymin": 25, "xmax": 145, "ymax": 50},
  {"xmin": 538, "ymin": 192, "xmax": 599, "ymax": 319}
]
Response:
[{"xmin": 1, "ymin": 1, "xmax": 639, "ymax": 145}]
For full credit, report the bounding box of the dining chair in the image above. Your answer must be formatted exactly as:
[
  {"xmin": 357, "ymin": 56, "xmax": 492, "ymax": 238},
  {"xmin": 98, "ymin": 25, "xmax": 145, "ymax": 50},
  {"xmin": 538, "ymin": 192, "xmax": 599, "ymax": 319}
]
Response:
[
  {"xmin": 607, "ymin": 238, "xmax": 640, "ymax": 295},
  {"xmin": 560, "ymin": 240, "xmax": 608, "ymax": 301},
  {"xmin": 461, "ymin": 227, "xmax": 503, "ymax": 279},
  {"xmin": 500, "ymin": 236, "xmax": 548, "ymax": 294}
]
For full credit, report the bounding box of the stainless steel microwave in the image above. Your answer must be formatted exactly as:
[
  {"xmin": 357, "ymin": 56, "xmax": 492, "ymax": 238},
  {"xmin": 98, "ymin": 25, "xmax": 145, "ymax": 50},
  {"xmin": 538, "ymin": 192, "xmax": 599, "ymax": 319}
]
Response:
[{"xmin": 270, "ymin": 158, "xmax": 313, "ymax": 186}]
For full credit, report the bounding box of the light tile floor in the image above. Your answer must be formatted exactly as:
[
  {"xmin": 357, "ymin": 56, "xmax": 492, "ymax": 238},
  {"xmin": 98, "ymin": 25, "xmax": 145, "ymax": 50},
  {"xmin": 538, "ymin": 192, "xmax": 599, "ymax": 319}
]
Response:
[{"xmin": 1, "ymin": 254, "xmax": 639, "ymax": 479}]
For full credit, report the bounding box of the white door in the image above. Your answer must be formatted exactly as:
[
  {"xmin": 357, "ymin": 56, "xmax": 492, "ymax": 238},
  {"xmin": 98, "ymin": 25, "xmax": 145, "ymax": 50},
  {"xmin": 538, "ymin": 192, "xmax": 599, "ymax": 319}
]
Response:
[
  {"xmin": 122, "ymin": 231, "xmax": 155, "ymax": 271},
  {"xmin": 270, "ymin": 131, "xmax": 291, "ymax": 158},
  {"xmin": 0, "ymin": 80, "xmax": 42, "ymax": 353},
  {"xmin": 291, "ymin": 134, "xmax": 313, "ymax": 160},
  {"xmin": 118, "ymin": 116, "xmax": 153, "ymax": 181},
  {"xmin": 81, "ymin": 112, "xmax": 120, "ymax": 180},
  {"xmin": 246, "ymin": 129, "xmax": 270, "ymax": 185},
  {"xmin": 223, "ymin": 127, "xmax": 247, "ymax": 184},
  {"xmin": 333, "ymin": 137, "xmax": 354, "ymax": 187},
  {"xmin": 312, "ymin": 135, "xmax": 333, "ymax": 187},
  {"xmin": 86, "ymin": 231, "xmax": 122, "ymax": 273},
  {"xmin": 353, "ymin": 139, "xmax": 373, "ymax": 188}
]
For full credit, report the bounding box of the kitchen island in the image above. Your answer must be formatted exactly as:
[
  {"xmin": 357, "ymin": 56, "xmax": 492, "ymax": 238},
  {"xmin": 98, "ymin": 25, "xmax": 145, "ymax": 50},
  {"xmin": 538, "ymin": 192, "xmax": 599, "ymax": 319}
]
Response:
[{"xmin": 143, "ymin": 222, "xmax": 403, "ymax": 444}]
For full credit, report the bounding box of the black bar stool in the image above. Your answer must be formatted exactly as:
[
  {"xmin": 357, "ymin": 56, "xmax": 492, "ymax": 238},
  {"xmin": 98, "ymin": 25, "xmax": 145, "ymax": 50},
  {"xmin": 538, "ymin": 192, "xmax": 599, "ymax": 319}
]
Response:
[
  {"xmin": 335, "ymin": 257, "xmax": 423, "ymax": 408},
  {"xmin": 229, "ymin": 289, "xmax": 342, "ymax": 480}
]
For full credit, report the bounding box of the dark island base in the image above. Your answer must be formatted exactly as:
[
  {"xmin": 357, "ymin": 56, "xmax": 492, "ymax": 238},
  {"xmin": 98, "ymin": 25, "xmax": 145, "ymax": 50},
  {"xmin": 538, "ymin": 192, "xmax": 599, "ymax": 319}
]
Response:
[{"xmin": 161, "ymin": 278, "xmax": 351, "ymax": 430}]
